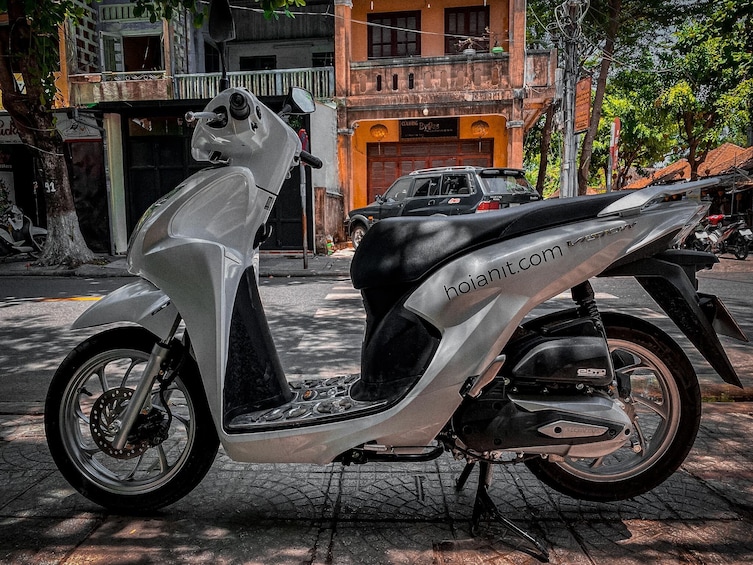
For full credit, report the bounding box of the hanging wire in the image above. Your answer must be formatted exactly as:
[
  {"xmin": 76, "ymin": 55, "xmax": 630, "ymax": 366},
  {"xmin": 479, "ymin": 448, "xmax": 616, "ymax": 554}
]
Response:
[{"xmin": 201, "ymin": 0, "xmax": 495, "ymax": 44}]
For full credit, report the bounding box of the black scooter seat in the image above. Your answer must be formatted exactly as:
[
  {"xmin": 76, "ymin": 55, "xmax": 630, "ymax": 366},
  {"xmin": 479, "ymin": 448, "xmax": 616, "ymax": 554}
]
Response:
[{"xmin": 351, "ymin": 192, "xmax": 626, "ymax": 289}]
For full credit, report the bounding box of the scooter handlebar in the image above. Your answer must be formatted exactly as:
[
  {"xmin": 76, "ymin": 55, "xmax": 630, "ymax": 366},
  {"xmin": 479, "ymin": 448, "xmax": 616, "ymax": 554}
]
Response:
[
  {"xmin": 185, "ymin": 111, "xmax": 225, "ymax": 123},
  {"xmin": 300, "ymin": 150, "xmax": 323, "ymax": 169}
]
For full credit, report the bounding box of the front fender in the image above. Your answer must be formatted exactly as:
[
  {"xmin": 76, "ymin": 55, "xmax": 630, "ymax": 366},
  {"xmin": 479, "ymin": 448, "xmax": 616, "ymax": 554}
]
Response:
[
  {"xmin": 348, "ymin": 214, "xmax": 373, "ymax": 232},
  {"xmin": 72, "ymin": 279, "xmax": 179, "ymax": 340}
]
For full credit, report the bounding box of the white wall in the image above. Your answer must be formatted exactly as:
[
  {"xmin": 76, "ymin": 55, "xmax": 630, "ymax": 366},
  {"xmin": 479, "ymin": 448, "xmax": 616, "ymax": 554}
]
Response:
[{"xmin": 310, "ymin": 102, "xmax": 338, "ymax": 193}]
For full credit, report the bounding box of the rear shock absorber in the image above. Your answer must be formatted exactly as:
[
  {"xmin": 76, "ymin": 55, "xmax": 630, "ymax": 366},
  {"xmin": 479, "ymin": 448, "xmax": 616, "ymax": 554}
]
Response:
[
  {"xmin": 571, "ymin": 281, "xmax": 619, "ymax": 391},
  {"xmin": 571, "ymin": 281, "xmax": 603, "ymax": 335}
]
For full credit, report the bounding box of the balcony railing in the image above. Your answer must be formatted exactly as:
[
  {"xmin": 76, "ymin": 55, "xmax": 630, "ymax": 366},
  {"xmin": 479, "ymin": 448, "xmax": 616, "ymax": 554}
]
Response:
[
  {"xmin": 348, "ymin": 50, "xmax": 554, "ymax": 97},
  {"xmin": 68, "ymin": 68, "xmax": 335, "ymax": 106},
  {"xmin": 173, "ymin": 68, "xmax": 335, "ymax": 100},
  {"xmin": 100, "ymin": 4, "xmax": 141, "ymax": 22}
]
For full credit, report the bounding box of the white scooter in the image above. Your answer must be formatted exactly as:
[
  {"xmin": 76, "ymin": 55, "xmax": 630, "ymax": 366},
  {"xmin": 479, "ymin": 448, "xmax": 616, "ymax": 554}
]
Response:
[{"xmin": 44, "ymin": 1, "xmax": 746, "ymax": 559}]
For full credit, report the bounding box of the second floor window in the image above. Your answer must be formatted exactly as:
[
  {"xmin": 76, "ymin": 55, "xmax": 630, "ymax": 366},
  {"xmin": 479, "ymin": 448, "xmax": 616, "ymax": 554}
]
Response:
[
  {"xmin": 204, "ymin": 43, "xmax": 220, "ymax": 73},
  {"xmin": 368, "ymin": 11, "xmax": 421, "ymax": 59},
  {"xmin": 239, "ymin": 56, "xmax": 277, "ymax": 71},
  {"xmin": 103, "ymin": 34, "xmax": 163, "ymax": 72},
  {"xmin": 312, "ymin": 52, "xmax": 335, "ymax": 67},
  {"xmin": 445, "ymin": 6, "xmax": 490, "ymax": 54}
]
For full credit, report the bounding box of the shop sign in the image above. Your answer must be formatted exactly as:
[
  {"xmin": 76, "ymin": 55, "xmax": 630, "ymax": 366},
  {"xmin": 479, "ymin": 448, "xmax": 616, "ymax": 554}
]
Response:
[
  {"xmin": 400, "ymin": 117, "xmax": 459, "ymax": 140},
  {"xmin": 574, "ymin": 76, "xmax": 592, "ymax": 133},
  {"xmin": 58, "ymin": 114, "xmax": 101, "ymax": 141},
  {"xmin": 0, "ymin": 113, "xmax": 102, "ymax": 145},
  {"xmin": 0, "ymin": 117, "xmax": 21, "ymax": 144}
]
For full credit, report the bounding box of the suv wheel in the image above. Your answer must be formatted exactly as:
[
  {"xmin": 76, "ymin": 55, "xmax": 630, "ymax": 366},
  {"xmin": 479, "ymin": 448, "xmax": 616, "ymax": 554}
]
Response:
[{"xmin": 351, "ymin": 223, "xmax": 367, "ymax": 248}]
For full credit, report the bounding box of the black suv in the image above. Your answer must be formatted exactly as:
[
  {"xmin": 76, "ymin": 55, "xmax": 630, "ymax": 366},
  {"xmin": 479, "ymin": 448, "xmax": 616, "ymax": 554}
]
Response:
[{"xmin": 346, "ymin": 167, "xmax": 541, "ymax": 247}]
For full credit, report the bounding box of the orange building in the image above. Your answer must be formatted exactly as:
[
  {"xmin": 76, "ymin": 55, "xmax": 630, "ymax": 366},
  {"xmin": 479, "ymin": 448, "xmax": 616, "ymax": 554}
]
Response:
[{"xmin": 333, "ymin": 0, "xmax": 556, "ymax": 210}]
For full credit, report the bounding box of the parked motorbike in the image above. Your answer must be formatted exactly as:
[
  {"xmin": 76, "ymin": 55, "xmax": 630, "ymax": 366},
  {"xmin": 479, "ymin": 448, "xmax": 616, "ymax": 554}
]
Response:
[
  {"xmin": 43, "ymin": 1, "xmax": 747, "ymax": 559},
  {"xmin": 738, "ymin": 221, "xmax": 753, "ymax": 251},
  {"xmin": 707, "ymin": 215, "xmax": 749, "ymax": 260},
  {"xmin": 682, "ymin": 214, "xmax": 751, "ymax": 260},
  {"xmin": 683, "ymin": 221, "xmax": 712, "ymax": 252},
  {"xmin": 0, "ymin": 203, "xmax": 46, "ymax": 258}
]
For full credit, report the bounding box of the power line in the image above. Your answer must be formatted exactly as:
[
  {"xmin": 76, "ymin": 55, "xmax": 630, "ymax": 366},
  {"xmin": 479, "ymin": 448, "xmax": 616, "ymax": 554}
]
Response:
[{"xmin": 223, "ymin": 1, "xmax": 491, "ymax": 44}]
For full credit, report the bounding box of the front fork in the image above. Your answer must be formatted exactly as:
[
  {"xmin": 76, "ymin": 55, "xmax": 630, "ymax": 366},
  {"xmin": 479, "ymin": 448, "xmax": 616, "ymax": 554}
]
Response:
[{"xmin": 111, "ymin": 315, "xmax": 182, "ymax": 451}]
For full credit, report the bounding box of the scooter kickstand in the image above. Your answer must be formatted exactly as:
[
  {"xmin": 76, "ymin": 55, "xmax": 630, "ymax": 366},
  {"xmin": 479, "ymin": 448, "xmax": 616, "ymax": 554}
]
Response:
[
  {"xmin": 455, "ymin": 461, "xmax": 476, "ymax": 491},
  {"xmin": 468, "ymin": 461, "xmax": 550, "ymax": 562}
]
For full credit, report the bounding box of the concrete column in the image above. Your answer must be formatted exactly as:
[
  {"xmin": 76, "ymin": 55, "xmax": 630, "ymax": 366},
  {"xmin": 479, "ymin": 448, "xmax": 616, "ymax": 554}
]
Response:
[
  {"xmin": 103, "ymin": 114, "xmax": 128, "ymax": 255},
  {"xmin": 506, "ymin": 0, "xmax": 526, "ymax": 169},
  {"xmin": 334, "ymin": 0, "xmax": 353, "ymax": 208}
]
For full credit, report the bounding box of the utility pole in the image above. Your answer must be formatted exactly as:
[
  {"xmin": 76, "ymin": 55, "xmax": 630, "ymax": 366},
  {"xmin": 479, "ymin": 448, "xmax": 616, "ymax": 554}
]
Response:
[{"xmin": 556, "ymin": 0, "xmax": 588, "ymax": 198}]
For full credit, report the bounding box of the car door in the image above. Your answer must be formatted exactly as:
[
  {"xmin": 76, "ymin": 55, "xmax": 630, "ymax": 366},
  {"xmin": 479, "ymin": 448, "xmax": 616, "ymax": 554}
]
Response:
[
  {"xmin": 433, "ymin": 173, "xmax": 479, "ymax": 215},
  {"xmin": 377, "ymin": 177, "xmax": 414, "ymax": 219},
  {"xmin": 401, "ymin": 175, "xmax": 442, "ymax": 216}
]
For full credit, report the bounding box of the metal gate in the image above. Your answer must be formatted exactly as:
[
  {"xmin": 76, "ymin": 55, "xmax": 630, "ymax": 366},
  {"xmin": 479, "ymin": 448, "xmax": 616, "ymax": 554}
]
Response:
[
  {"xmin": 366, "ymin": 139, "xmax": 493, "ymax": 203},
  {"xmin": 123, "ymin": 111, "xmax": 312, "ymax": 250}
]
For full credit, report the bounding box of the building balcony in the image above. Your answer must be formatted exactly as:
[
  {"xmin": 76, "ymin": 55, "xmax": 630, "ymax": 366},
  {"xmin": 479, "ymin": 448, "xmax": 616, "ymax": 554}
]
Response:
[
  {"xmin": 69, "ymin": 72, "xmax": 172, "ymax": 105},
  {"xmin": 68, "ymin": 67, "xmax": 336, "ymax": 106},
  {"xmin": 346, "ymin": 50, "xmax": 556, "ymax": 110}
]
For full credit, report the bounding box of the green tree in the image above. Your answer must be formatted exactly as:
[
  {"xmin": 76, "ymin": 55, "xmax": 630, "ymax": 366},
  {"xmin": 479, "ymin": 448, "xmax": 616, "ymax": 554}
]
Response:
[
  {"xmin": 603, "ymin": 63, "xmax": 674, "ymax": 189},
  {"xmin": 526, "ymin": 0, "xmax": 695, "ymax": 194},
  {"xmin": 573, "ymin": 0, "xmax": 707, "ymax": 194},
  {"xmin": 523, "ymin": 109, "xmax": 562, "ymax": 198},
  {"xmin": 0, "ymin": 0, "xmax": 299, "ymax": 267},
  {"xmin": 0, "ymin": 0, "xmax": 93, "ymax": 267},
  {"xmin": 656, "ymin": 3, "xmax": 752, "ymax": 178}
]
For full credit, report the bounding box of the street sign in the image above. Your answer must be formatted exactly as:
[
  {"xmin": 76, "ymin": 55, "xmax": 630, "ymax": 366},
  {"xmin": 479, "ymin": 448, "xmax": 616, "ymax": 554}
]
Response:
[{"xmin": 574, "ymin": 76, "xmax": 592, "ymax": 133}]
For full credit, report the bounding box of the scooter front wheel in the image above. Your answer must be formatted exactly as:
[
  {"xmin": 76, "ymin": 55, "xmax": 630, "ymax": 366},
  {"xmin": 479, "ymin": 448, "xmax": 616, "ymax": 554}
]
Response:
[
  {"xmin": 733, "ymin": 241, "xmax": 749, "ymax": 260},
  {"xmin": 524, "ymin": 314, "xmax": 701, "ymax": 502},
  {"xmin": 31, "ymin": 232, "xmax": 46, "ymax": 252},
  {"xmin": 45, "ymin": 327, "xmax": 219, "ymax": 513}
]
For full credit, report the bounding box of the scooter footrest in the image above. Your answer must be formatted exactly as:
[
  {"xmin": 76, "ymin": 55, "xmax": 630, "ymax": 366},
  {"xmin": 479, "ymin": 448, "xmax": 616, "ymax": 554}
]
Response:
[{"xmin": 225, "ymin": 373, "xmax": 389, "ymax": 432}]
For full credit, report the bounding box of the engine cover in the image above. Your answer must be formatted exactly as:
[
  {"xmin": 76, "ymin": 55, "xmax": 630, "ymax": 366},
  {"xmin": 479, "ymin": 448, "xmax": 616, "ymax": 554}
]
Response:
[
  {"xmin": 453, "ymin": 391, "xmax": 633, "ymax": 458},
  {"xmin": 508, "ymin": 336, "xmax": 613, "ymax": 386}
]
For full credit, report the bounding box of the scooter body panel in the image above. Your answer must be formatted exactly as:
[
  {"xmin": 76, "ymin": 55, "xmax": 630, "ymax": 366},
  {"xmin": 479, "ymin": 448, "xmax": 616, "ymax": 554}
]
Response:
[
  {"xmin": 71, "ymin": 279, "xmax": 179, "ymax": 340},
  {"xmin": 216, "ymin": 201, "xmax": 702, "ymax": 463}
]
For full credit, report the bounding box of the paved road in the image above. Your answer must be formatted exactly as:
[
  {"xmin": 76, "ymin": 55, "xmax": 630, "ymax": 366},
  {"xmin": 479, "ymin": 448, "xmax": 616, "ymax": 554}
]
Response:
[{"xmin": 1, "ymin": 270, "xmax": 752, "ymax": 564}]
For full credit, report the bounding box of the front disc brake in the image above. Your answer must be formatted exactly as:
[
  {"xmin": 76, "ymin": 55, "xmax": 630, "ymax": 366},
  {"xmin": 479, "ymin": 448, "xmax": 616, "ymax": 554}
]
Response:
[{"xmin": 89, "ymin": 388, "xmax": 151, "ymax": 459}]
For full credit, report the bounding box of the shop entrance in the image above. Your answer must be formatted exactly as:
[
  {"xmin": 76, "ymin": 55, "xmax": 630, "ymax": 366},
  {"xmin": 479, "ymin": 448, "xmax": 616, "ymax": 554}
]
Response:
[{"xmin": 123, "ymin": 111, "xmax": 313, "ymax": 251}]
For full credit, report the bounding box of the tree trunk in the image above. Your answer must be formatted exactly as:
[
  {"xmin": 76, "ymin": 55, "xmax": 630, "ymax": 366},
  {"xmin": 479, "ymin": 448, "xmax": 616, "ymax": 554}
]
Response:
[
  {"xmin": 0, "ymin": 0, "xmax": 94, "ymax": 267},
  {"xmin": 35, "ymin": 145, "xmax": 95, "ymax": 267},
  {"xmin": 577, "ymin": 0, "xmax": 621, "ymax": 195},
  {"xmin": 536, "ymin": 105, "xmax": 555, "ymax": 196}
]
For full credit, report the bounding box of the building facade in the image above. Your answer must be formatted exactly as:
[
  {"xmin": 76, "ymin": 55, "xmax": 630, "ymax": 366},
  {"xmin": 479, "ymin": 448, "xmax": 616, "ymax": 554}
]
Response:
[
  {"xmin": 2, "ymin": 0, "xmax": 555, "ymax": 254},
  {"xmin": 333, "ymin": 0, "xmax": 556, "ymax": 210},
  {"xmin": 64, "ymin": 0, "xmax": 339, "ymax": 254}
]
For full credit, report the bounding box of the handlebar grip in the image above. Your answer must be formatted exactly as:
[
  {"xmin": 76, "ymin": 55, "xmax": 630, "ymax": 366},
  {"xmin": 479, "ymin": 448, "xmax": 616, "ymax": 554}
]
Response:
[{"xmin": 300, "ymin": 150, "xmax": 323, "ymax": 169}]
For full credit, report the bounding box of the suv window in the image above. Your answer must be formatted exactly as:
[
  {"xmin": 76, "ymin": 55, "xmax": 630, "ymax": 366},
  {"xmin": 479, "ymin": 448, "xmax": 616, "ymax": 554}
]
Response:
[
  {"xmin": 413, "ymin": 176, "xmax": 441, "ymax": 197},
  {"xmin": 480, "ymin": 174, "xmax": 535, "ymax": 196},
  {"xmin": 441, "ymin": 174, "xmax": 473, "ymax": 195},
  {"xmin": 382, "ymin": 177, "xmax": 414, "ymax": 201}
]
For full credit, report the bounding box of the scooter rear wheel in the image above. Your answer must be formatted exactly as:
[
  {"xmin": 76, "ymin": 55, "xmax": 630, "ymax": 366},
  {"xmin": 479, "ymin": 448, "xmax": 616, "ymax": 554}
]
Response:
[
  {"xmin": 524, "ymin": 314, "xmax": 701, "ymax": 502},
  {"xmin": 45, "ymin": 327, "xmax": 219, "ymax": 513}
]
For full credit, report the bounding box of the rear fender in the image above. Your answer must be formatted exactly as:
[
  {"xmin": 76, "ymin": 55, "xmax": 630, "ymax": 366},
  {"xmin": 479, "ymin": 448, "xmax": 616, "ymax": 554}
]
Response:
[
  {"xmin": 601, "ymin": 250, "xmax": 747, "ymax": 387},
  {"xmin": 72, "ymin": 279, "xmax": 179, "ymax": 341}
]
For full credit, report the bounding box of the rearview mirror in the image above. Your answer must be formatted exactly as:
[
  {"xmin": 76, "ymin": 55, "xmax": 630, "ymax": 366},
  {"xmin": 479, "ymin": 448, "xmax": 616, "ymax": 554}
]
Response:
[
  {"xmin": 284, "ymin": 88, "xmax": 316, "ymax": 115},
  {"xmin": 209, "ymin": 0, "xmax": 236, "ymax": 44}
]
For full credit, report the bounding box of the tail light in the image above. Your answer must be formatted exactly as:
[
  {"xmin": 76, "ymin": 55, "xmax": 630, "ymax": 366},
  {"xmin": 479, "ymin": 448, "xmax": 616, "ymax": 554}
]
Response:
[{"xmin": 476, "ymin": 200, "xmax": 501, "ymax": 213}]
